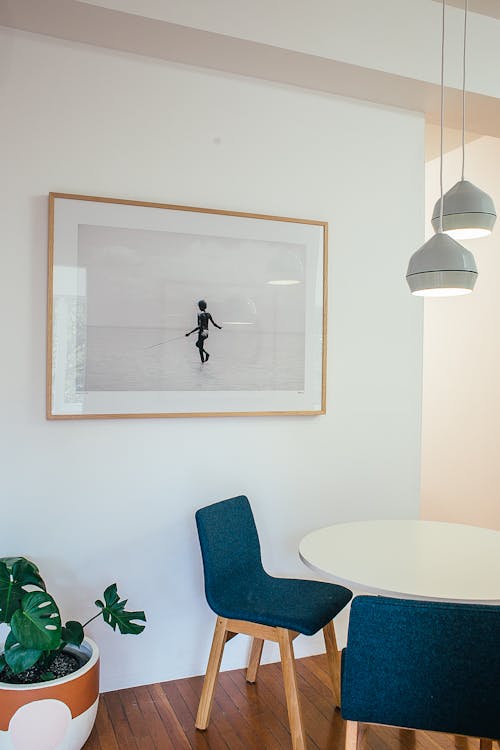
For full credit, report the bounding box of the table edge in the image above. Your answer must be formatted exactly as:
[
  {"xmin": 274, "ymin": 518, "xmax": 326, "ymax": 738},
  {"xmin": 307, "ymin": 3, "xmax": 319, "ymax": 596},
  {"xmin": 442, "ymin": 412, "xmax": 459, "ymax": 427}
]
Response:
[{"xmin": 298, "ymin": 550, "xmax": 500, "ymax": 605}]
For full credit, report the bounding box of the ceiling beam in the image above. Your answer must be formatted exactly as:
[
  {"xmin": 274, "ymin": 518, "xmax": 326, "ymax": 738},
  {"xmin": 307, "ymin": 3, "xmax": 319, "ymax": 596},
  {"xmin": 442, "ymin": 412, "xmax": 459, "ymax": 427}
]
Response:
[
  {"xmin": 1, "ymin": 0, "xmax": 500, "ymax": 138},
  {"xmin": 431, "ymin": 0, "xmax": 500, "ymax": 20}
]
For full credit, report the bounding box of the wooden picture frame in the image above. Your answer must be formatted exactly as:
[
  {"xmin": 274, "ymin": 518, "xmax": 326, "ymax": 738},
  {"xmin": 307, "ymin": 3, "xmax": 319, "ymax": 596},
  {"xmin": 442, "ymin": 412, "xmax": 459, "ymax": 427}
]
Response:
[{"xmin": 47, "ymin": 193, "xmax": 327, "ymax": 419}]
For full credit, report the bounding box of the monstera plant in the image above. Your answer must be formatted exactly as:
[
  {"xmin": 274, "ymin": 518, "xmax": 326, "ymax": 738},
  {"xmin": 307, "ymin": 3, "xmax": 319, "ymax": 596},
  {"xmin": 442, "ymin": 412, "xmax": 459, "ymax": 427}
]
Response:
[{"xmin": 0, "ymin": 556, "xmax": 146, "ymax": 683}]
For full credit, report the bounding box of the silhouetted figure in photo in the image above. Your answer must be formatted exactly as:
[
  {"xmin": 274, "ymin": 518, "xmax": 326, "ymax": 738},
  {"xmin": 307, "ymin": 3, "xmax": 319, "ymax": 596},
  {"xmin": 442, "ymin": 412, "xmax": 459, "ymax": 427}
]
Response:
[{"xmin": 185, "ymin": 300, "xmax": 222, "ymax": 363}]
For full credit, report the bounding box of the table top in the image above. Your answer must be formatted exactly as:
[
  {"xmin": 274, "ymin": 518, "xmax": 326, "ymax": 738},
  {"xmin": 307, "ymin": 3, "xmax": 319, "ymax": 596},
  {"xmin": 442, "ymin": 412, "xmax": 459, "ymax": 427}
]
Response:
[{"xmin": 299, "ymin": 519, "xmax": 500, "ymax": 603}]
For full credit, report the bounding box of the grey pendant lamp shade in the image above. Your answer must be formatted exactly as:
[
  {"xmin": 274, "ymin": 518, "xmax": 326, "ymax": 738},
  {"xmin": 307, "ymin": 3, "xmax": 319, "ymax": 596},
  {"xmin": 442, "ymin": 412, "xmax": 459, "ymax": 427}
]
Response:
[
  {"xmin": 431, "ymin": 179, "xmax": 496, "ymax": 239},
  {"xmin": 430, "ymin": 0, "xmax": 496, "ymax": 241},
  {"xmin": 406, "ymin": 0, "xmax": 479, "ymax": 297},
  {"xmin": 406, "ymin": 232, "xmax": 478, "ymax": 296}
]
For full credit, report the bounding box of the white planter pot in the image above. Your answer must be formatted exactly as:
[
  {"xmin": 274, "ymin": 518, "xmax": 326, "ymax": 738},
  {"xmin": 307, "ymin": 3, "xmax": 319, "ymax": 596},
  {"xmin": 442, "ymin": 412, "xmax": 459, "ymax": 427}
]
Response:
[{"xmin": 0, "ymin": 638, "xmax": 99, "ymax": 750}]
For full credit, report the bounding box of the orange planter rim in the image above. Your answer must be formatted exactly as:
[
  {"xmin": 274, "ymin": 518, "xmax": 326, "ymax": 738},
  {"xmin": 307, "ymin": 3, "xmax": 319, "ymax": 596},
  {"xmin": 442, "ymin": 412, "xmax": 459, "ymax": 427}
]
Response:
[{"xmin": 0, "ymin": 638, "xmax": 99, "ymax": 692}]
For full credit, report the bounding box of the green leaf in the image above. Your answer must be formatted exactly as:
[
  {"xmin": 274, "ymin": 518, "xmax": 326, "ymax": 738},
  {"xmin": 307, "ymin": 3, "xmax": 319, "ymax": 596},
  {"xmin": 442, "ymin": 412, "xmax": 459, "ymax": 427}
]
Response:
[
  {"xmin": 62, "ymin": 620, "xmax": 84, "ymax": 647},
  {"xmin": 96, "ymin": 584, "xmax": 146, "ymax": 635},
  {"xmin": 3, "ymin": 631, "xmax": 42, "ymax": 674},
  {"xmin": 103, "ymin": 583, "xmax": 119, "ymax": 608},
  {"xmin": 0, "ymin": 558, "xmax": 46, "ymax": 589},
  {"xmin": 11, "ymin": 591, "xmax": 61, "ymax": 651},
  {"xmin": 0, "ymin": 557, "xmax": 24, "ymax": 568},
  {"xmin": 0, "ymin": 558, "xmax": 46, "ymax": 624},
  {"xmin": 40, "ymin": 671, "xmax": 56, "ymax": 681},
  {"xmin": 5, "ymin": 631, "xmax": 16, "ymax": 650}
]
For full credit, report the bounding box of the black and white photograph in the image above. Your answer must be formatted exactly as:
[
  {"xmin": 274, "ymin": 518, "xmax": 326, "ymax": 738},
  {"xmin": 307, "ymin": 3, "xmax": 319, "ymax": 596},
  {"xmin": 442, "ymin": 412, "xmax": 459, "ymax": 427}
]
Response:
[{"xmin": 48, "ymin": 194, "xmax": 326, "ymax": 418}]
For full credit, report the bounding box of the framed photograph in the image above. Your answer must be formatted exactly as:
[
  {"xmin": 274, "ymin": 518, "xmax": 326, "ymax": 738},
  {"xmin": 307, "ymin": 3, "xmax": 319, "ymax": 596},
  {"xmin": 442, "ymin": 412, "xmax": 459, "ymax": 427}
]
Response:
[{"xmin": 47, "ymin": 193, "xmax": 327, "ymax": 419}]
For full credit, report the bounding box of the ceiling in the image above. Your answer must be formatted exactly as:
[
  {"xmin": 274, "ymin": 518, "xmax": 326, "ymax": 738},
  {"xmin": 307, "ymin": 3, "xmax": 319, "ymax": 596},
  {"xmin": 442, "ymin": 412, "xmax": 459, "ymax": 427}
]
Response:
[
  {"xmin": 2, "ymin": 0, "xmax": 500, "ymax": 143},
  {"xmin": 431, "ymin": 0, "xmax": 500, "ymax": 20}
]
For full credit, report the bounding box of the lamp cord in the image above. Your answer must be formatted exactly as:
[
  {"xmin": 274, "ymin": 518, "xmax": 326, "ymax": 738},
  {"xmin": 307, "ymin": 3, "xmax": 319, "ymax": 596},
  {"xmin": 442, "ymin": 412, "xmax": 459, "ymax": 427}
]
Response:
[
  {"xmin": 461, "ymin": 0, "xmax": 468, "ymax": 180},
  {"xmin": 439, "ymin": 0, "xmax": 446, "ymax": 234}
]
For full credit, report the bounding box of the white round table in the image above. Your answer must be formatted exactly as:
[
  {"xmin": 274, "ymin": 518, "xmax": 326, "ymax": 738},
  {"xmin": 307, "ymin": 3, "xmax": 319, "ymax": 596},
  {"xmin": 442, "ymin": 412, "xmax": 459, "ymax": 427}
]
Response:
[{"xmin": 299, "ymin": 520, "xmax": 500, "ymax": 603}]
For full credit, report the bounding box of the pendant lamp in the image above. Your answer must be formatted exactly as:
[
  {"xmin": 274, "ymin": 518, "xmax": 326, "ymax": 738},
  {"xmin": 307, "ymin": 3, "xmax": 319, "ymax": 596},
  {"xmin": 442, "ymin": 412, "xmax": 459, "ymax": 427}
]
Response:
[
  {"xmin": 406, "ymin": 0, "xmax": 478, "ymax": 297},
  {"xmin": 431, "ymin": 0, "xmax": 496, "ymax": 239}
]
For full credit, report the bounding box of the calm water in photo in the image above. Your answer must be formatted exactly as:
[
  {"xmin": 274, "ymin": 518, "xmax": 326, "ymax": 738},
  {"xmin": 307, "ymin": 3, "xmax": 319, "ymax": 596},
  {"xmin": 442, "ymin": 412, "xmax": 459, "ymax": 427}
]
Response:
[{"xmin": 81, "ymin": 326, "xmax": 305, "ymax": 392}]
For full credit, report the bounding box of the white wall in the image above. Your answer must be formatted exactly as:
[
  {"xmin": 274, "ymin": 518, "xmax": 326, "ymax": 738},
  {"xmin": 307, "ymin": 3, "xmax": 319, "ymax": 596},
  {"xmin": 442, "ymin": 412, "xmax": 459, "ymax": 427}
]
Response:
[
  {"xmin": 1, "ymin": 27, "xmax": 424, "ymax": 691},
  {"xmin": 422, "ymin": 135, "xmax": 500, "ymax": 531}
]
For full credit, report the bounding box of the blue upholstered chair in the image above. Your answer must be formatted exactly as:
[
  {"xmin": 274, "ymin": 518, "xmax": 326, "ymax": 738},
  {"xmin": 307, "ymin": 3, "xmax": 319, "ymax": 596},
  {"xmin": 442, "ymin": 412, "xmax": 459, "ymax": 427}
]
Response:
[
  {"xmin": 341, "ymin": 596, "xmax": 500, "ymax": 750},
  {"xmin": 195, "ymin": 495, "xmax": 353, "ymax": 750}
]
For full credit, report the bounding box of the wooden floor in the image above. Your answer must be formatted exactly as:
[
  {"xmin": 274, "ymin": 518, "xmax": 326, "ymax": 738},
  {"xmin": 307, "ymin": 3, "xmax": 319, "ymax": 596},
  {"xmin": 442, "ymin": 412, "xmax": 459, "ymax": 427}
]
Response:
[{"xmin": 83, "ymin": 654, "xmax": 495, "ymax": 750}]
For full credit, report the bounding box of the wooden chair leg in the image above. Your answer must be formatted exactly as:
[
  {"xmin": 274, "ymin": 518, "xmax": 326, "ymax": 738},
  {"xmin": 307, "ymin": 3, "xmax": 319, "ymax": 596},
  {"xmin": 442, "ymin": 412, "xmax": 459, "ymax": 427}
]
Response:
[
  {"xmin": 277, "ymin": 627, "xmax": 307, "ymax": 750},
  {"xmin": 345, "ymin": 721, "xmax": 359, "ymax": 750},
  {"xmin": 479, "ymin": 741, "xmax": 492, "ymax": 750},
  {"xmin": 323, "ymin": 620, "xmax": 342, "ymax": 709},
  {"xmin": 246, "ymin": 637, "xmax": 264, "ymax": 683},
  {"xmin": 195, "ymin": 616, "xmax": 229, "ymax": 730}
]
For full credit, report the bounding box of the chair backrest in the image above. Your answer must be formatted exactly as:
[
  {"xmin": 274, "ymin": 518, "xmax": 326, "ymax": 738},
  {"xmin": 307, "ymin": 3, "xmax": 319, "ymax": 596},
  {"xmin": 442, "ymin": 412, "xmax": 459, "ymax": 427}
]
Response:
[
  {"xmin": 341, "ymin": 596, "xmax": 500, "ymax": 740},
  {"xmin": 195, "ymin": 495, "xmax": 265, "ymax": 613}
]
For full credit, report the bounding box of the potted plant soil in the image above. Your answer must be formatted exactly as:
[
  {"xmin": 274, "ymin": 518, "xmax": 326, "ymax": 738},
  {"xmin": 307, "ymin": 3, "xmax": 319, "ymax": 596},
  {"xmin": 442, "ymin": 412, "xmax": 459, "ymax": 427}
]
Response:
[{"xmin": 0, "ymin": 557, "xmax": 145, "ymax": 750}]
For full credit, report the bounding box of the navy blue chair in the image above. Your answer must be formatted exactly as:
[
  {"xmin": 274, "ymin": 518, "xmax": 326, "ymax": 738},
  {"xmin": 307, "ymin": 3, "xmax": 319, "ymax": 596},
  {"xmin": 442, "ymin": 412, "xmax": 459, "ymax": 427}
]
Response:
[
  {"xmin": 341, "ymin": 596, "xmax": 500, "ymax": 750},
  {"xmin": 194, "ymin": 495, "xmax": 353, "ymax": 750}
]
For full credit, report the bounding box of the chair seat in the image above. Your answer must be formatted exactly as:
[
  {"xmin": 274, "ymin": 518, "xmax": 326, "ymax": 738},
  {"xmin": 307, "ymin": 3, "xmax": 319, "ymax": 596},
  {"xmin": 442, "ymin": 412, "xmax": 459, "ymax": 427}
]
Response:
[{"xmin": 209, "ymin": 572, "xmax": 352, "ymax": 636}]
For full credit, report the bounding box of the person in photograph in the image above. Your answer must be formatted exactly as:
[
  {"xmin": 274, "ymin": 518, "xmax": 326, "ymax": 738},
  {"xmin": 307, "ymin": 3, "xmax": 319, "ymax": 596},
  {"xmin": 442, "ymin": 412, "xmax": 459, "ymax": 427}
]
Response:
[{"xmin": 185, "ymin": 299, "xmax": 222, "ymax": 363}]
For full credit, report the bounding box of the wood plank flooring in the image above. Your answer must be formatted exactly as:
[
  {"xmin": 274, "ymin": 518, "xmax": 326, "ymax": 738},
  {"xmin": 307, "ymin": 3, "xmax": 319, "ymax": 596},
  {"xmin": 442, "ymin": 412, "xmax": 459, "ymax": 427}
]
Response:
[{"xmin": 83, "ymin": 654, "xmax": 496, "ymax": 750}]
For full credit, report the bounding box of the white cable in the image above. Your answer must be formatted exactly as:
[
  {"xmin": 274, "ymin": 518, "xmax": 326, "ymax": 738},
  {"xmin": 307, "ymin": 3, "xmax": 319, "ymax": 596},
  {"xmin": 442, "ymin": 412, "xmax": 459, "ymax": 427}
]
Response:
[
  {"xmin": 461, "ymin": 0, "xmax": 468, "ymax": 180},
  {"xmin": 439, "ymin": 0, "xmax": 446, "ymax": 233}
]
